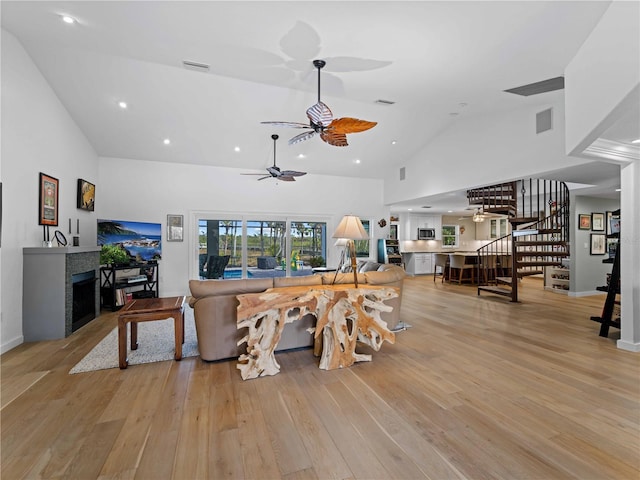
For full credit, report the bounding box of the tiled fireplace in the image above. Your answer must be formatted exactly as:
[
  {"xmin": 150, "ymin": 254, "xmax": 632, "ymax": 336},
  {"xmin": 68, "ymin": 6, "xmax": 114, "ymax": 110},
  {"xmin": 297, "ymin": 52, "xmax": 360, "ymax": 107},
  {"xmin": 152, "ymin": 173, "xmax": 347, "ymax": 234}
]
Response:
[{"xmin": 23, "ymin": 247, "xmax": 100, "ymax": 341}]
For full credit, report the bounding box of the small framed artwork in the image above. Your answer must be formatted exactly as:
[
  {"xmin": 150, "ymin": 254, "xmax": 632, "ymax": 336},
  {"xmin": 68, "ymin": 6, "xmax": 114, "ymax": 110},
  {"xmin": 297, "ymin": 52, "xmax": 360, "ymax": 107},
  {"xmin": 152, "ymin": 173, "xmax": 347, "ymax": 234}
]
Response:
[
  {"xmin": 389, "ymin": 224, "xmax": 398, "ymax": 240},
  {"xmin": 578, "ymin": 214, "xmax": 591, "ymax": 230},
  {"xmin": 606, "ymin": 211, "xmax": 620, "ymax": 236},
  {"xmin": 77, "ymin": 179, "xmax": 95, "ymax": 211},
  {"xmin": 167, "ymin": 214, "xmax": 184, "ymax": 242},
  {"xmin": 590, "ymin": 233, "xmax": 606, "ymax": 255},
  {"xmin": 39, "ymin": 172, "xmax": 59, "ymax": 226},
  {"xmin": 591, "ymin": 212, "xmax": 605, "ymax": 232}
]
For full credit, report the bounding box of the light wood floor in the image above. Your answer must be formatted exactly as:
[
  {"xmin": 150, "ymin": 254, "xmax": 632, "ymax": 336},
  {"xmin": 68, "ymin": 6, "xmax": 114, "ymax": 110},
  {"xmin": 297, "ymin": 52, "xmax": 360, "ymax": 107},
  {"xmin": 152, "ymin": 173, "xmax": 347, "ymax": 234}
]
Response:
[{"xmin": 2, "ymin": 276, "xmax": 639, "ymax": 479}]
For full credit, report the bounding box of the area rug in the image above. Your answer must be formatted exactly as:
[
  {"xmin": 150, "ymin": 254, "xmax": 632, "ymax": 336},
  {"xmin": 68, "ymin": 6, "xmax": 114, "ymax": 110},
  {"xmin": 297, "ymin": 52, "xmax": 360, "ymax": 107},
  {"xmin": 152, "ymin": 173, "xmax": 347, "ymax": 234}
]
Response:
[{"xmin": 69, "ymin": 308, "xmax": 199, "ymax": 374}]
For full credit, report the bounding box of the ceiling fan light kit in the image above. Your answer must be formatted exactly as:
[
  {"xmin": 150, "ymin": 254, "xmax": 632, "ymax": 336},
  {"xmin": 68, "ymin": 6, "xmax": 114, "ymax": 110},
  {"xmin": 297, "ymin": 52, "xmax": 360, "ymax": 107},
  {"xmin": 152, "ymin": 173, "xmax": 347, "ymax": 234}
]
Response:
[{"xmin": 262, "ymin": 59, "xmax": 377, "ymax": 147}]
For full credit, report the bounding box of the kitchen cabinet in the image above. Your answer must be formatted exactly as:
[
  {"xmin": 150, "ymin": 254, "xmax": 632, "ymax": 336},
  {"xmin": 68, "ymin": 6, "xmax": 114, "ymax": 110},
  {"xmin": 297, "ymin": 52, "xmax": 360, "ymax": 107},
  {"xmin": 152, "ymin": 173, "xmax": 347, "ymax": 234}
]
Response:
[
  {"xmin": 399, "ymin": 213, "xmax": 442, "ymax": 241},
  {"xmin": 475, "ymin": 216, "xmax": 509, "ymax": 240},
  {"xmin": 405, "ymin": 253, "xmax": 433, "ymax": 275}
]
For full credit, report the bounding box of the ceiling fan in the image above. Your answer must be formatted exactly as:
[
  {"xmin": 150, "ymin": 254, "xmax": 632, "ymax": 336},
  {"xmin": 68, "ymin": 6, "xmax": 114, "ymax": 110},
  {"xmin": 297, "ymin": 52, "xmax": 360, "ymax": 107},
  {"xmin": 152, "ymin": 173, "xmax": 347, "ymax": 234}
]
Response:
[
  {"xmin": 459, "ymin": 207, "xmax": 503, "ymax": 222},
  {"xmin": 261, "ymin": 59, "xmax": 377, "ymax": 147},
  {"xmin": 242, "ymin": 134, "xmax": 307, "ymax": 182}
]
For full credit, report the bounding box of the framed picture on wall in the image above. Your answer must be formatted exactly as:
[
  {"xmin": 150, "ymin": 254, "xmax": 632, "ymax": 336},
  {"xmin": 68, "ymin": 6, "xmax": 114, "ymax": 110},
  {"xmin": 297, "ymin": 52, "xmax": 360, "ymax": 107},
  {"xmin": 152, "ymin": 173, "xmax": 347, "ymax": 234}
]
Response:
[
  {"xmin": 591, "ymin": 212, "xmax": 605, "ymax": 231},
  {"xmin": 590, "ymin": 233, "xmax": 606, "ymax": 255},
  {"xmin": 167, "ymin": 214, "xmax": 184, "ymax": 242},
  {"xmin": 578, "ymin": 214, "xmax": 591, "ymax": 230},
  {"xmin": 606, "ymin": 211, "xmax": 620, "ymax": 236},
  {"xmin": 39, "ymin": 172, "xmax": 59, "ymax": 226},
  {"xmin": 77, "ymin": 179, "xmax": 95, "ymax": 211},
  {"xmin": 389, "ymin": 224, "xmax": 398, "ymax": 240}
]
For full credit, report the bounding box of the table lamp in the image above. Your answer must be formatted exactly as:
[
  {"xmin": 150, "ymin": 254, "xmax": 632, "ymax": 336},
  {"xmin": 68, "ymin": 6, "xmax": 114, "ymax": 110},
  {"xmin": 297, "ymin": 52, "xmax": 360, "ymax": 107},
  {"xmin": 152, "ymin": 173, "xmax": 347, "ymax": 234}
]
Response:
[{"xmin": 332, "ymin": 215, "xmax": 369, "ymax": 287}]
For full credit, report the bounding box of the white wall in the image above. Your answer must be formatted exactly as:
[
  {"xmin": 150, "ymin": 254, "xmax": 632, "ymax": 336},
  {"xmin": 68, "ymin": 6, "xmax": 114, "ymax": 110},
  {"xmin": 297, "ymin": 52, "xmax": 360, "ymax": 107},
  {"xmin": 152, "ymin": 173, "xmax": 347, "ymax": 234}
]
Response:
[
  {"xmin": 1, "ymin": 29, "xmax": 99, "ymax": 353},
  {"xmin": 569, "ymin": 196, "xmax": 620, "ymax": 295},
  {"xmin": 384, "ymin": 95, "xmax": 588, "ymax": 205},
  {"xmin": 98, "ymin": 157, "xmax": 388, "ymax": 297},
  {"xmin": 565, "ymin": 1, "xmax": 640, "ymax": 156}
]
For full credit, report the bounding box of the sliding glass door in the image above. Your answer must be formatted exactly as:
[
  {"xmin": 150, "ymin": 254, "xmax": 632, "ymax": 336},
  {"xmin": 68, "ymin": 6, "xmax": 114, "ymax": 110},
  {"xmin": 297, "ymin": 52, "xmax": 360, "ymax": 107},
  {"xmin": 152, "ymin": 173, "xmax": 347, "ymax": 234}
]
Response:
[{"xmin": 196, "ymin": 215, "xmax": 327, "ymax": 279}]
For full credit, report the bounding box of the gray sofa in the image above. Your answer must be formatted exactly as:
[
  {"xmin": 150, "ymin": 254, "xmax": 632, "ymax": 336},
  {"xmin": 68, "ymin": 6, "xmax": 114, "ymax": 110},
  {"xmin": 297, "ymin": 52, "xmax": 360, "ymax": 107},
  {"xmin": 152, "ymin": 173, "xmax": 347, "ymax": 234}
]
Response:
[{"xmin": 188, "ymin": 262, "xmax": 405, "ymax": 361}]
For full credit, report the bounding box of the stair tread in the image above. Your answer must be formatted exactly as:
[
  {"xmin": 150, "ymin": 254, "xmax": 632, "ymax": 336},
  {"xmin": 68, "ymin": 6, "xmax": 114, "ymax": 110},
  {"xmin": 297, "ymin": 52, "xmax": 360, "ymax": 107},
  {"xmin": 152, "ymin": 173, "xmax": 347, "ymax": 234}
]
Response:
[
  {"xmin": 516, "ymin": 251, "xmax": 569, "ymax": 256},
  {"xmin": 478, "ymin": 286, "xmax": 512, "ymax": 297}
]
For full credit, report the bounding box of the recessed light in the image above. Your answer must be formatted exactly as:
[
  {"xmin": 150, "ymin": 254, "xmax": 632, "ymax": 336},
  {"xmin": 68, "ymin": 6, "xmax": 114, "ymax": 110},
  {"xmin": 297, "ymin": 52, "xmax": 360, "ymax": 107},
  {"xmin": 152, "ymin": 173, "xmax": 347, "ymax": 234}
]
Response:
[
  {"xmin": 118, "ymin": 101, "xmax": 127, "ymax": 109},
  {"xmin": 354, "ymin": 159, "xmax": 361, "ymax": 164},
  {"xmin": 61, "ymin": 15, "xmax": 76, "ymax": 24},
  {"xmin": 297, "ymin": 154, "xmax": 306, "ymax": 159},
  {"xmin": 391, "ymin": 140, "xmax": 397, "ymax": 145},
  {"xmin": 408, "ymin": 208, "xmax": 413, "ymax": 211},
  {"xmin": 163, "ymin": 138, "xmax": 171, "ymax": 145},
  {"xmin": 234, "ymin": 146, "xmax": 240, "ymax": 152},
  {"xmin": 448, "ymin": 210, "xmax": 453, "ymax": 213},
  {"xmin": 615, "ymin": 188, "xmax": 621, "ymax": 192}
]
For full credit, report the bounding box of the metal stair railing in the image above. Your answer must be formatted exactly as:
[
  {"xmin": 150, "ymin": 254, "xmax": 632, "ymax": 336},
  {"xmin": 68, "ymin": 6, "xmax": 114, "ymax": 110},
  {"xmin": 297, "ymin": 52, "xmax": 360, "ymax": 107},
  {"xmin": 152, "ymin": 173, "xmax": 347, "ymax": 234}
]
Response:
[{"xmin": 475, "ymin": 179, "xmax": 570, "ymax": 302}]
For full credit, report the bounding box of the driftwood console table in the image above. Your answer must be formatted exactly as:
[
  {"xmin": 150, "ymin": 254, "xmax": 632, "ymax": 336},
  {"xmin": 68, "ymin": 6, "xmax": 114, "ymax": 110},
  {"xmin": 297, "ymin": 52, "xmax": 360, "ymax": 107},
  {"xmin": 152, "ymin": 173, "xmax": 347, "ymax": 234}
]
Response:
[{"xmin": 236, "ymin": 285, "xmax": 397, "ymax": 380}]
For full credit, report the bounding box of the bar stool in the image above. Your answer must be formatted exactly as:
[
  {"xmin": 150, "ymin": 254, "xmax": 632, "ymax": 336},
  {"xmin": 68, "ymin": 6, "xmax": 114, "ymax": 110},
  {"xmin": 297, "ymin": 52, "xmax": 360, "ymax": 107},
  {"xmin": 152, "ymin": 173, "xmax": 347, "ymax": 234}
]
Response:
[
  {"xmin": 434, "ymin": 253, "xmax": 449, "ymax": 282},
  {"xmin": 449, "ymin": 254, "xmax": 475, "ymax": 284},
  {"xmin": 479, "ymin": 254, "xmax": 498, "ymax": 284}
]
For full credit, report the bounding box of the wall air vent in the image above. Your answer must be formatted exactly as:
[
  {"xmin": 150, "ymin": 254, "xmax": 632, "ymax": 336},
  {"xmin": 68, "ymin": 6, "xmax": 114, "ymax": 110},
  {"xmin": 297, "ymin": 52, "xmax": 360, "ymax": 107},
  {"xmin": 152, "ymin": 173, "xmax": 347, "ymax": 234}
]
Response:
[
  {"xmin": 536, "ymin": 108, "xmax": 553, "ymax": 134},
  {"xmin": 182, "ymin": 60, "xmax": 210, "ymax": 73},
  {"xmin": 399, "ymin": 167, "xmax": 406, "ymax": 181},
  {"xmin": 421, "ymin": 206, "xmax": 432, "ymax": 209},
  {"xmin": 504, "ymin": 76, "xmax": 564, "ymax": 96},
  {"xmin": 375, "ymin": 99, "xmax": 396, "ymax": 105}
]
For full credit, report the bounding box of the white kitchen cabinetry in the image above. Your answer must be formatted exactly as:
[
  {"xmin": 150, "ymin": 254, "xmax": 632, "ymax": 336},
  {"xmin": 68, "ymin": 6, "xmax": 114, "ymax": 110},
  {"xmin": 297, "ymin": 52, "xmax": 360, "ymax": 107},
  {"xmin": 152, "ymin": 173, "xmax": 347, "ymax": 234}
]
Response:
[
  {"xmin": 475, "ymin": 217, "xmax": 509, "ymax": 240},
  {"xmin": 399, "ymin": 213, "xmax": 442, "ymax": 240},
  {"xmin": 405, "ymin": 253, "xmax": 433, "ymax": 275}
]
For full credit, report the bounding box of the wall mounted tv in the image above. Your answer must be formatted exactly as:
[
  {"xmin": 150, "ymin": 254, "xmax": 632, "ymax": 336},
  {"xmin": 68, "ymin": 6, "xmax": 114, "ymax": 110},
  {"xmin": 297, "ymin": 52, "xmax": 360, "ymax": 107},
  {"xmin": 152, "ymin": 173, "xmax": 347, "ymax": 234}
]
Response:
[{"xmin": 97, "ymin": 219, "xmax": 161, "ymax": 262}]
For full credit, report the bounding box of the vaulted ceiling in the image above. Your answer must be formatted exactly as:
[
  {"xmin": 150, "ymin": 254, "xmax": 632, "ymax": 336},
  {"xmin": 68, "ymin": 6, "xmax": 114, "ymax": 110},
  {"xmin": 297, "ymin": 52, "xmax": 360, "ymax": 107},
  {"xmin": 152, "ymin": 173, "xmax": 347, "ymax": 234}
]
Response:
[{"xmin": 2, "ymin": 1, "xmax": 636, "ymax": 214}]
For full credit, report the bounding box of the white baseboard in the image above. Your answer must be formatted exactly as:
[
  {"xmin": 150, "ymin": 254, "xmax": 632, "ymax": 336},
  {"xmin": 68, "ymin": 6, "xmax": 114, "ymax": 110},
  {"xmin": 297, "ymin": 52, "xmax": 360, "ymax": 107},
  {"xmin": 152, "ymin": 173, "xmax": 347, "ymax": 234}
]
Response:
[
  {"xmin": 1, "ymin": 335, "xmax": 24, "ymax": 355},
  {"xmin": 617, "ymin": 340, "xmax": 640, "ymax": 352},
  {"xmin": 567, "ymin": 290, "xmax": 607, "ymax": 297}
]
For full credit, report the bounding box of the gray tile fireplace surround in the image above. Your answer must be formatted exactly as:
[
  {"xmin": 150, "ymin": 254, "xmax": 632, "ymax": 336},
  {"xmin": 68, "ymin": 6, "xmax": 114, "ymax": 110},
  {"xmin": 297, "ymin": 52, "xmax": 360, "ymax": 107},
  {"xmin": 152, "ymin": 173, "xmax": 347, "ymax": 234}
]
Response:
[{"xmin": 23, "ymin": 247, "xmax": 100, "ymax": 342}]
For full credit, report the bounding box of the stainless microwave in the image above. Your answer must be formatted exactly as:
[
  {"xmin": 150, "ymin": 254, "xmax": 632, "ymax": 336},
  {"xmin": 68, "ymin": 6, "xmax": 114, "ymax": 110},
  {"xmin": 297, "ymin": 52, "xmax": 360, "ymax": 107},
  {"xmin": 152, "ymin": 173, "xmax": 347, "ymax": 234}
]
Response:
[{"xmin": 417, "ymin": 228, "xmax": 436, "ymax": 240}]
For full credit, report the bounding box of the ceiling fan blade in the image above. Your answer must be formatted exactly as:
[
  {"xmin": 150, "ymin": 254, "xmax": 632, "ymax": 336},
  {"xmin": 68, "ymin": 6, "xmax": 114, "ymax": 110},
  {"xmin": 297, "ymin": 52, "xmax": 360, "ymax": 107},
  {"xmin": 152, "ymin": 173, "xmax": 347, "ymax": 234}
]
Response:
[
  {"xmin": 241, "ymin": 173, "xmax": 268, "ymax": 176},
  {"xmin": 320, "ymin": 131, "xmax": 348, "ymax": 147},
  {"xmin": 280, "ymin": 170, "xmax": 307, "ymax": 177},
  {"xmin": 288, "ymin": 130, "xmax": 316, "ymax": 145},
  {"xmin": 328, "ymin": 117, "xmax": 377, "ymax": 134},
  {"xmin": 306, "ymin": 101, "xmax": 333, "ymax": 127},
  {"xmin": 279, "ymin": 176, "xmax": 296, "ymax": 182},
  {"xmin": 257, "ymin": 175, "xmax": 272, "ymax": 181},
  {"xmin": 261, "ymin": 121, "xmax": 311, "ymax": 129}
]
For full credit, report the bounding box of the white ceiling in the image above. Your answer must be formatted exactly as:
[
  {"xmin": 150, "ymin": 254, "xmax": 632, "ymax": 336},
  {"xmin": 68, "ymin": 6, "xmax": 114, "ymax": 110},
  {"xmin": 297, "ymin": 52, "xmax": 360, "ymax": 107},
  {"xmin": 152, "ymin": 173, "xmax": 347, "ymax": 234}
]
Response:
[{"xmin": 2, "ymin": 1, "xmax": 636, "ymax": 215}]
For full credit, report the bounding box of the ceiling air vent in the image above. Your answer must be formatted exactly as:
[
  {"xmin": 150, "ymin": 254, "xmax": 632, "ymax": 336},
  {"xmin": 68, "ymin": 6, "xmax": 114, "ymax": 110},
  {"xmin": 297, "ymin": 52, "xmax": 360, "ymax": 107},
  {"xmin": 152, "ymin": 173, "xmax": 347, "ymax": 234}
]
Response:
[
  {"xmin": 182, "ymin": 60, "xmax": 210, "ymax": 73},
  {"xmin": 375, "ymin": 99, "xmax": 395, "ymax": 105},
  {"xmin": 421, "ymin": 206, "xmax": 432, "ymax": 209},
  {"xmin": 504, "ymin": 76, "xmax": 564, "ymax": 96},
  {"xmin": 399, "ymin": 167, "xmax": 406, "ymax": 181}
]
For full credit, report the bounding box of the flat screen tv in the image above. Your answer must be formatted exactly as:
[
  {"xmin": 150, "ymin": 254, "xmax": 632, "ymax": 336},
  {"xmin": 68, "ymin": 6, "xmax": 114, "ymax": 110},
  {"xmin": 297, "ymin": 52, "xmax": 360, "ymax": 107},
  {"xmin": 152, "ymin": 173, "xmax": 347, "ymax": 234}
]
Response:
[{"xmin": 98, "ymin": 219, "xmax": 161, "ymax": 262}]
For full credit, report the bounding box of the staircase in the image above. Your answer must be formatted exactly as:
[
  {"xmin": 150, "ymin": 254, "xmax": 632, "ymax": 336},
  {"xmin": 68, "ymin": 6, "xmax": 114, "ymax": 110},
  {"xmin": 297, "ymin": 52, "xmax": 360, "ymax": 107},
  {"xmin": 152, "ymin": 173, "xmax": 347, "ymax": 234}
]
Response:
[{"xmin": 469, "ymin": 180, "xmax": 570, "ymax": 302}]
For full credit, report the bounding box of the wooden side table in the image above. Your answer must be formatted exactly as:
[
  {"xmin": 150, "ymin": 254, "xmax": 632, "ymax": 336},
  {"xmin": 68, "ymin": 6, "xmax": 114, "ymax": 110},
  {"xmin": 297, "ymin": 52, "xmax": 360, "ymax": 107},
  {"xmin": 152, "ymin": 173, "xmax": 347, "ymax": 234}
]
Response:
[{"xmin": 118, "ymin": 296, "xmax": 185, "ymax": 369}]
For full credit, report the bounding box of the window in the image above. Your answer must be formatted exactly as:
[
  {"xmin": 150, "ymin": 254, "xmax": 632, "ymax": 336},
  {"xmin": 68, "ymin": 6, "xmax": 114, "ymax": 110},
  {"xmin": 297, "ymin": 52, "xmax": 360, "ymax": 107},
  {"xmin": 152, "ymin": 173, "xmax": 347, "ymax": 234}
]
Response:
[
  {"xmin": 442, "ymin": 225, "xmax": 458, "ymax": 247},
  {"xmin": 290, "ymin": 222, "xmax": 327, "ymax": 269},
  {"xmin": 197, "ymin": 215, "xmax": 327, "ymax": 278},
  {"xmin": 354, "ymin": 219, "xmax": 370, "ymax": 258},
  {"xmin": 198, "ymin": 219, "xmax": 243, "ymax": 278}
]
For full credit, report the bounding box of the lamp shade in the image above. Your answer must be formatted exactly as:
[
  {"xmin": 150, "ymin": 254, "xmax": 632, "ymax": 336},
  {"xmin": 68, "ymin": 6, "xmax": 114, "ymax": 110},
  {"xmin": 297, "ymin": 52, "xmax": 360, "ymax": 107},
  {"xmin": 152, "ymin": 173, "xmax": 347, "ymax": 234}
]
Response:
[{"xmin": 332, "ymin": 215, "xmax": 369, "ymax": 240}]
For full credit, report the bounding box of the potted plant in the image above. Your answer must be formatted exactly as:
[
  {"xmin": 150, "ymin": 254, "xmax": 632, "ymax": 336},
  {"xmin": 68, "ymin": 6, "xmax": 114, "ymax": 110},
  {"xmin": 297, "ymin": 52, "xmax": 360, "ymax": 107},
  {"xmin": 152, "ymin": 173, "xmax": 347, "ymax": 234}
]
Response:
[{"xmin": 100, "ymin": 244, "xmax": 130, "ymax": 266}]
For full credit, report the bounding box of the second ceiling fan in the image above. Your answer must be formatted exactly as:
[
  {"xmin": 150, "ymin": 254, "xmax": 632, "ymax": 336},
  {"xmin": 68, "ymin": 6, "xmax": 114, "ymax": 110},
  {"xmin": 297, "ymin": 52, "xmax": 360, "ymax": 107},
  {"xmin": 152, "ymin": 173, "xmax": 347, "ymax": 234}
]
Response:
[
  {"xmin": 262, "ymin": 59, "xmax": 377, "ymax": 147},
  {"xmin": 242, "ymin": 134, "xmax": 306, "ymax": 182}
]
